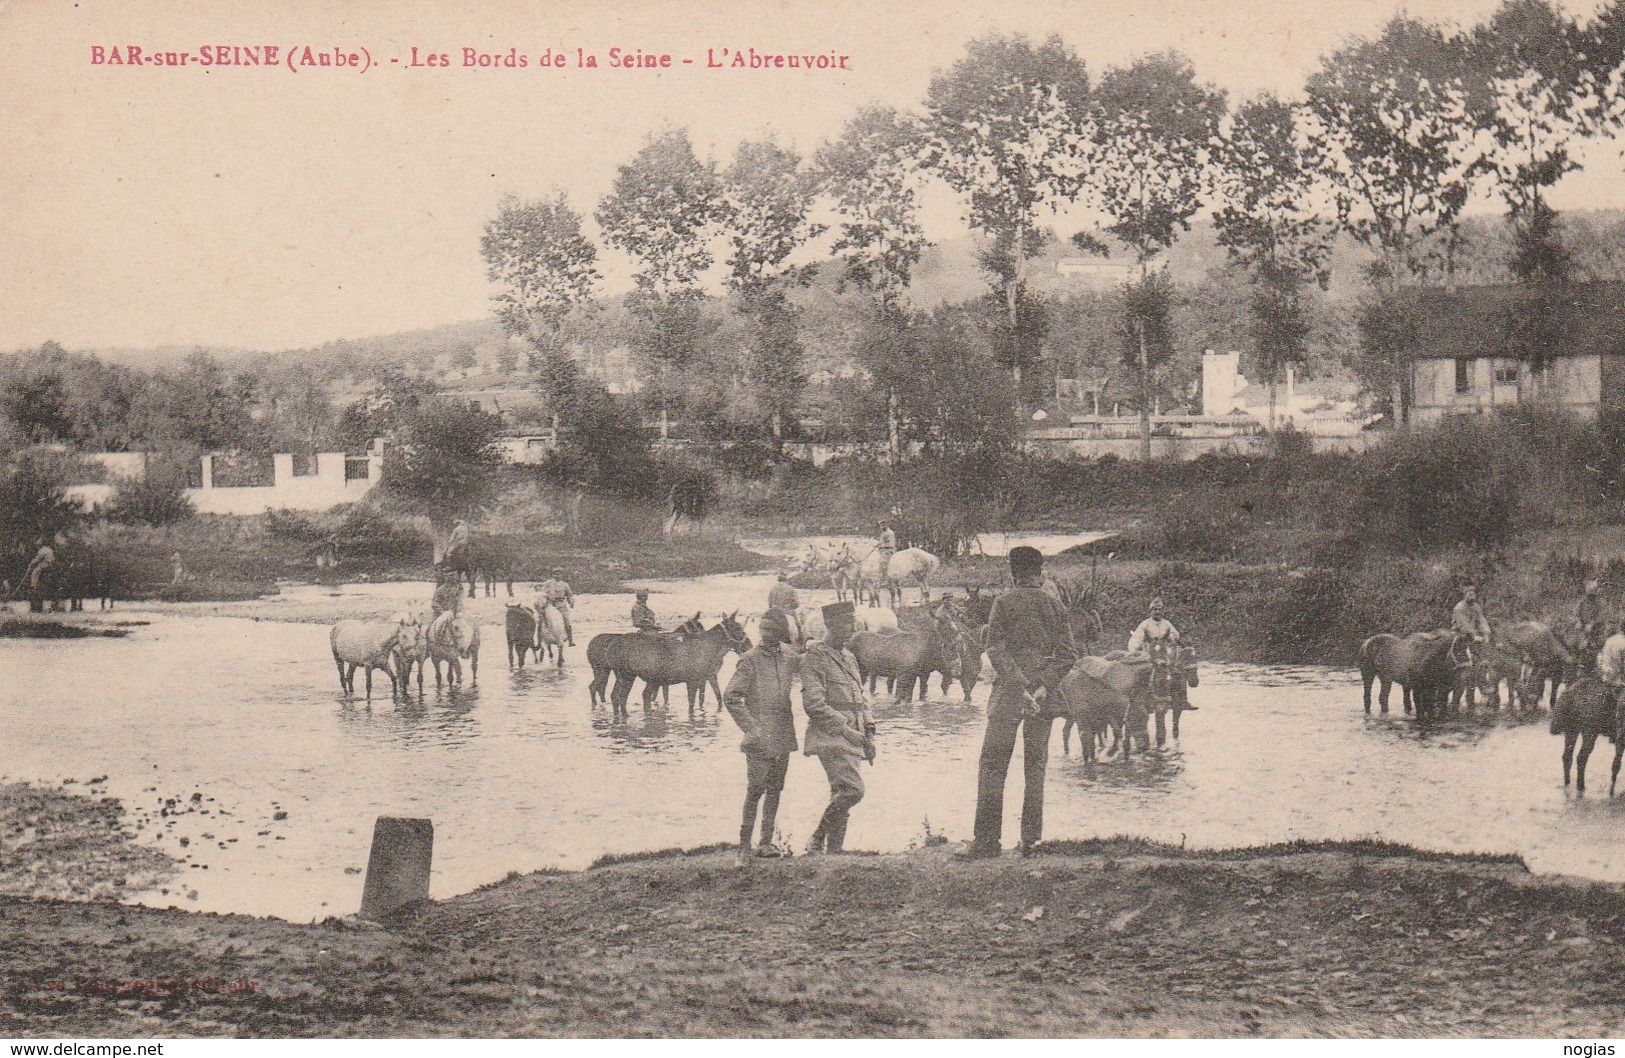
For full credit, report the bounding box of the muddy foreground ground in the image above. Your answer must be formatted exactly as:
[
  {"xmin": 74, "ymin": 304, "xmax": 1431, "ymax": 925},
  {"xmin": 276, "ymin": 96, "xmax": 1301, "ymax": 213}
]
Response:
[{"xmin": 5, "ymin": 827, "xmax": 1625, "ymax": 1038}]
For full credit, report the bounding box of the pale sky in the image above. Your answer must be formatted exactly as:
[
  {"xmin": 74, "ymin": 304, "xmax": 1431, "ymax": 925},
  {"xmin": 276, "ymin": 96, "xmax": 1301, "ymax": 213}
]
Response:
[{"xmin": 1, "ymin": 0, "xmax": 1620, "ymax": 351}]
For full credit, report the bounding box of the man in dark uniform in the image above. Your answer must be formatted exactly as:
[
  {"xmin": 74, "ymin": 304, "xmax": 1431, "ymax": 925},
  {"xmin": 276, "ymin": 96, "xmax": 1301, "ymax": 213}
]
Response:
[
  {"xmin": 723, "ymin": 608, "xmax": 799, "ymax": 867},
  {"xmin": 631, "ymin": 589, "xmax": 659, "ymax": 632},
  {"xmin": 801, "ymin": 601, "xmax": 873, "ymax": 855},
  {"xmin": 961, "ymin": 546, "xmax": 1074, "ymax": 859}
]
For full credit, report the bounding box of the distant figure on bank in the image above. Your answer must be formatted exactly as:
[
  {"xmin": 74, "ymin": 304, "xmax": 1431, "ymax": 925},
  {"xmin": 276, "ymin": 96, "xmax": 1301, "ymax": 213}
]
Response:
[
  {"xmin": 540, "ymin": 566, "xmax": 575, "ymax": 646},
  {"xmin": 631, "ymin": 589, "xmax": 659, "ymax": 633},
  {"xmin": 1577, "ymin": 580, "xmax": 1608, "ymax": 657},
  {"xmin": 960, "ymin": 546, "xmax": 1073, "ymax": 860},
  {"xmin": 768, "ymin": 572, "xmax": 798, "ymax": 614},
  {"xmin": 723, "ymin": 608, "xmax": 799, "ymax": 867},
  {"xmin": 26, "ymin": 538, "xmax": 57, "ymax": 613},
  {"xmin": 802, "ymin": 602, "xmax": 873, "ymax": 855},
  {"xmin": 170, "ymin": 551, "xmax": 187, "ymax": 588}
]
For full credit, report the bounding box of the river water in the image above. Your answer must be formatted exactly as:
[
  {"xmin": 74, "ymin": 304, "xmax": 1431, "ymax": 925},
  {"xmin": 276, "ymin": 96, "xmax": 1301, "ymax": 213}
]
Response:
[{"xmin": 6, "ymin": 569, "xmax": 1625, "ymax": 922}]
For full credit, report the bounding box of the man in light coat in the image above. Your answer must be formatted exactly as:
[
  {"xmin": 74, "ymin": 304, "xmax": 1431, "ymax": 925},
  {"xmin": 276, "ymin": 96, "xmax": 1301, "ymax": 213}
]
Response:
[
  {"xmin": 723, "ymin": 609, "xmax": 799, "ymax": 866},
  {"xmin": 801, "ymin": 602, "xmax": 873, "ymax": 855}
]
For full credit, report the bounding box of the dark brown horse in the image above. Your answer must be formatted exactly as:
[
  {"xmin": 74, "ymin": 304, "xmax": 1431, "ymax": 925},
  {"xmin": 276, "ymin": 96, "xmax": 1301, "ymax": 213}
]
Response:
[
  {"xmin": 588, "ymin": 614, "xmax": 750, "ymax": 718},
  {"xmin": 1360, "ymin": 631, "xmax": 1457, "ymax": 720},
  {"xmin": 849, "ymin": 607, "xmax": 966, "ymax": 703},
  {"xmin": 1550, "ymin": 677, "xmax": 1624, "ymax": 794},
  {"xmin": 505, "ymin": 604, "xmax": 538, "ymax": 668},
  {"xmin": 1498, "ymin": 620, "xmax": 1576, "ymax": 711}
]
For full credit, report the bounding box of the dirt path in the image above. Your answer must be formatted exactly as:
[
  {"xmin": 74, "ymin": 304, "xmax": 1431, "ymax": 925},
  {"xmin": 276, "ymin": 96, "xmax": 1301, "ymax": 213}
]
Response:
[{"xmin": 5, "ymin": 839, "xmax": 1625, "ymax": 1037}]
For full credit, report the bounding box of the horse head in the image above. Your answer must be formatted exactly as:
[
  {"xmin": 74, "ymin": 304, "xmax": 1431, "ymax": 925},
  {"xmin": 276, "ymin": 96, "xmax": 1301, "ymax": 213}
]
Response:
[
  {"xmin": 720, "ymin": 610, "xmax": 752, "ymax": 654},
  {"xmin": 931, "ymin": 610, "xmax": 968, "ymax": 680},
  {"xmin": 1177, "ymin": 643, "xmax": 1200, "ymax": 688}
]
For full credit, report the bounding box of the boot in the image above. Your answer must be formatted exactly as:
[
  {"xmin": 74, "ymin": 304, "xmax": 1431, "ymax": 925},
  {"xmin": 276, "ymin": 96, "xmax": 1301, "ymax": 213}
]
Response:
[
  {"xmin": 825, "ymin": 812, "xmax": 849, "ymax": 854},
  {"xmin": 757, "ymin": 794, "xmax": 783, "ymax": 856}
]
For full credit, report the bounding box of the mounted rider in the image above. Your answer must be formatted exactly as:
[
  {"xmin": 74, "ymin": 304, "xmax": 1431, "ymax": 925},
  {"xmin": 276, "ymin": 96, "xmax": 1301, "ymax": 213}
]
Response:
[
  {"xmin": 1126, "ymin": 598, "xmax": 1195, "ymax": 710},
  {"xmin": 877, "ymin": 520, "xmax": 897, "ymax": 562},
  {"xmin": 1451, "ymin": 585, "xmax": 1492, "ymax": 643},
  {"xmin": 539, "ymin": 566, "xmax": 575, "ymax": 646},
  {"xmin": 1577, "ymin": 580, "xmax": 1609, "ymax": 669},
  {"xmin": 631, "ymin": 589, "xmax": 660, "ymax": 633},
  {"xmin": 428, "ymin": 567, "xmax": 464, "ymax": 648},
  {"xmin": 443, "ymin": 518, "xmax": 469, "ymax": 569}
]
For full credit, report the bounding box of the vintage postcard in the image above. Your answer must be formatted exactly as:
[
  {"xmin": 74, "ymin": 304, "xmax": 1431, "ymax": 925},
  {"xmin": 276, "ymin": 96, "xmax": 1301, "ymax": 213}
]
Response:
[{"xmin": 4, "ymin": 0, "xmax": 1625, "ymax": 1041}]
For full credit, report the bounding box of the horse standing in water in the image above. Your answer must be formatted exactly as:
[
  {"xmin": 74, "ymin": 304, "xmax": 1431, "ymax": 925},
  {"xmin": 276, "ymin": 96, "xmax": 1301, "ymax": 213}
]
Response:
[{"xmin": 1550, "ymin": 677, "xmax": 1625, "ymax": 794}]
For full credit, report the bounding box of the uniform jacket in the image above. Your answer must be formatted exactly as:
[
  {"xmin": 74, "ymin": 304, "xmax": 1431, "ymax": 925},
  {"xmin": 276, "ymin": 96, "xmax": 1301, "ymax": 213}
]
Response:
[
  {"xmin": 631, "ymin": 602, "xmax": 658, "ymax": 630},
  {"xmin": 1452, "ymin": 600, "xmax": 1491, "ymax": 640},
  {"xmin": 1127, "ymin": 617, "xmax": 1181, "ymax": 655},
  {"xmin": 986, "ymin": 584, "xmax": 1074, "ymax": 718},
  {"xmin": 800, "ymin": 642, "xmax": 871, "ymax": 759},
  {"xmin": 541, "ymin": 578, "xmax": 573, "ymax": 607},
  {"xmin": 723, "ymin": 646, "xmax": 800, "ymax": 756},
  {"xmin": 1599, "ymin": 634, "xmax": 1625, "ymax": 686}
]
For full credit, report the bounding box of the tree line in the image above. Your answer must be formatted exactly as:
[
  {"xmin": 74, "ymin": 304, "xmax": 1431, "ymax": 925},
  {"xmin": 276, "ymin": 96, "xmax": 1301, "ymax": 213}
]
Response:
[{"xmin": 485, "ymin": 0, "xmax": 1625, "ymax": 459}]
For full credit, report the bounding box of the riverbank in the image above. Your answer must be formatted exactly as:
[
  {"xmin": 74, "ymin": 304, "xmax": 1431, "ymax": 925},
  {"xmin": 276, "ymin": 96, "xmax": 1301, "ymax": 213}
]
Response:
[{"xmin": 4, "ymin": 830, "xmax": 1624, "ymax": 1037}]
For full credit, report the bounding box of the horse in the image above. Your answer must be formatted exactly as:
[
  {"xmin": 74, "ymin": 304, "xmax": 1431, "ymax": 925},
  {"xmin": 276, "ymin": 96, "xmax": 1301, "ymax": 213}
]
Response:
[
  {"xmin": 533, "ymin": 599, "xmax": 568, "ymax": 668},
  {"xmin": 506, "ymin": 604, "xmax": 538, "ymax": 668},
  {"xmin": 1359, "ymin": 631, "xmax": 1458, "ymax": 721},
  {"xmin": 588, "ymin": 614, "xmax": 750, "ymax": 718},
  {"xmin": 884, "ymin": 548, "xmax": 939, "ymax": 608},
  {"xmin": 1550, "ymin": 677, "xmax": 1624, "ymax": 794},
  {"xmin": 823, "ymin": 543, "xmax": 857, "ymax": 602},
  {"xmin": 663, "ymin": 477, "xmax": 714, "ymax": 538},
  {"xmin": 394, "ymin": 614, "xmax": 428, "ymax": 698},
  {"xmin": 855, "ymin": 605, "xmax": 900, "ymax": 634},
  {"xmin": 331, "ymin": 616, "xmax": 411, "ymax": 702},
  {"xmin": 897, "ymin": 601, "xmax": 983, "ymax": 701},
  {"xmin": 1058, "ymin": 645, "xmax": 1200, "ymax": 759},
  {"xmin": 846, "ymin": 547, "xmax": 887, "ymax": 607},
  {"xmin": 848, "ymin": 607, "xmax": 966, "ymax": 703},
  {"xmin": 428, "ymin": 612, "xmax": 481, "ymax": 688},
  {"xmin": 1498, "ymin": 620, "xmax": 1577, "ymax": 711}
]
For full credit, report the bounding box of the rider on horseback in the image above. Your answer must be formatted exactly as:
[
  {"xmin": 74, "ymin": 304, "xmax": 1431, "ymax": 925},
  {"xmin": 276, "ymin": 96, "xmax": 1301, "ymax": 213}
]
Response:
[
  {"xmin": 632, "ymin": 589, "xmax": 660, "ymax": 634},
  {"xmin": 540, "ymin": 566, "xmax": 575, "ymax": 646},
  {"xmin": 443, "ymin": 518, "xmax": 469, "ymax": 569},
  {"xmin": 1127, "ymin": 598, "xmax": 1193, "ymax": 710},
  {"xmin": 1577, "ymin": 580, "xmax": 1609, "ymax": 671}
]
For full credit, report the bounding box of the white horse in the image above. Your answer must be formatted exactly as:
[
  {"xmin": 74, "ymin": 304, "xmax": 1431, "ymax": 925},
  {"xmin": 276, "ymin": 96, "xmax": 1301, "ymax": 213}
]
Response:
[
  {"xmin": 533, "ymin": 599, "xmax": 568, "ymax": 669},
  {"xmin": 855, "ymin": 605, "xmax": 900, "ymax": 635},
  {"xmin": 885, "ymin": 548, "xmax": 939, "ymax": 608},
  {"xmin": 849, "ymin": 548, "xmax": 889, "ymax": 607},
  {"xmin": 428, "ymin": 612, "xmax": 481, "ymax": 687}
]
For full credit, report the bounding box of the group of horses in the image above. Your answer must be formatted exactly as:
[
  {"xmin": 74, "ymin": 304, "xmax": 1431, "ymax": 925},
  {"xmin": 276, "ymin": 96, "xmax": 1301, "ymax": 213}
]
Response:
[
  {"xmin": 801, "ymin": 542, "xmax": 941, "ymax": 609},
  {"xmin": 504, "ymin": 600, "xmax": 570, "ymax": 669},
  {"xmin": 328, "ymin": 610, "xmax": 481, "ymax": 703},
  {"xmin": 1359, "ymin": 618, "xmax": 1625, "ymax": 795}
]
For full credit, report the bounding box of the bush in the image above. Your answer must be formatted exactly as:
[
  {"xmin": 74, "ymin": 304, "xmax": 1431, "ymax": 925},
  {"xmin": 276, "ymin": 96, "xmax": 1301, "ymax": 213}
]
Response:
[{"xmin": 104, "ymin": 471, "xmax": 194, "ymax": 527}]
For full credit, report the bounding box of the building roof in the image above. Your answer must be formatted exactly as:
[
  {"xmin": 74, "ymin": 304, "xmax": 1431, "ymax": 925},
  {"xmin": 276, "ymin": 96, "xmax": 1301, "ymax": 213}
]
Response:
[{"xmin": 1409, "ymin": 281, "xmax": 1625, "ymax": 361}]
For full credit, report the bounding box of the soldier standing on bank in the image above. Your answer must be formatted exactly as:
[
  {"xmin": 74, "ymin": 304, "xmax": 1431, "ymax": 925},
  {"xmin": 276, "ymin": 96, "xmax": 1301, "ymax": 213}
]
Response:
[
  {"xmin": 722, "ymin": 608, "xmax": 799, "ymax": 867},
  {"xmin": 960, "ymin": 545, "xmax": 1073, "ymax": 859},
  {"xmin": 801, "ymin": 601, "xmax": 874, "ymax": 855}
]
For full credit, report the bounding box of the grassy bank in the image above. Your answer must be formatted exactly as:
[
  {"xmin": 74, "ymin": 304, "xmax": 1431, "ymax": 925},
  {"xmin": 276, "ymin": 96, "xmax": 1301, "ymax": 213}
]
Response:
[{"xmin": 4, "ymin": 830, "xmax": 1625, "ymax": 1037}]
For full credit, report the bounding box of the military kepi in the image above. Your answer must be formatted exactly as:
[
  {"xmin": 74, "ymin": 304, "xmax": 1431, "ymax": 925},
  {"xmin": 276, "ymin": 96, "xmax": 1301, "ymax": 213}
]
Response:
[{"xmin": 822, "ymin": 601, "xmax": 855, "ymax": 622}]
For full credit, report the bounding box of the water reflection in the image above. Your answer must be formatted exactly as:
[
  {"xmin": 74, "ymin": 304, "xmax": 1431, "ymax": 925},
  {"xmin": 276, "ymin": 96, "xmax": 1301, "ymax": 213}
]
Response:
[{"xmin": 12, "ymin": 603, "xmax": 1625, "ymax": 920}]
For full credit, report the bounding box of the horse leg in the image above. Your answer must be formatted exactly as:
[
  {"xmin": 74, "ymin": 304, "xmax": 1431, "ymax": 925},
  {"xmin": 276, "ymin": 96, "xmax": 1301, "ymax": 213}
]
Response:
[
  {"xmin": 1362, "ymin": 671, "xmax": 1373, "ymax": 715},
  {"xmin": 1154, "ymin": 708, "xmax": 1167, "ymax": 749},
  {"xmin": 470, "ymin": 647, "xmax": 478, "ymax": 685},
  {"xmin": 335, "ymin": 654, "xmax": 348, "ymax": 694},
  {"xmin": 1062, "ymin": 719, "xmax": 1073, "ymax": 755},
  {"xmin": 364, "ymin": 665, "xmax": 374, "ymax": 702},
  {"xmin": 1171, "ymin": 704, "xmax": 1182, "ymax": 740},
  {"xmin": 1578, "ymin": 731, "xmax": 1598, "ymax": 794},
  {"xmin": 1563, "ymin": 731, "xmax": 1578, "ymax": 786}
]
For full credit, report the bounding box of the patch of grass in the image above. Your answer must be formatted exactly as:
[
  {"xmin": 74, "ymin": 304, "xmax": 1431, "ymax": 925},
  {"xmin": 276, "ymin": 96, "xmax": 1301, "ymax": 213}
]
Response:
[
  {"xmin": 1033, "ymin": 835, "xmax": 1528, "ymax": 868},
  {"xmin": 589, "ymin": 843, "xmax": 737, "ymax": 869}
]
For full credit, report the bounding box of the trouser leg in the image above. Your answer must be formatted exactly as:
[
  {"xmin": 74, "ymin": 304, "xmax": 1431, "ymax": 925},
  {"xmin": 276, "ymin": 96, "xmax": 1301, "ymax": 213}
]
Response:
[
  {"xmin": 757, "ymin": 754, "xmax": 788, "ymax": 847},
  {"xmin": 740, "ymin": 752, "xmax": 774, "ymax": 847},
  {"xmin": 815, "ymin": 752, "xmax": 865, "ymax": 852},
  {"xmin": 1020, "ymin": 714, "xmax": 1055, "ymax": 849},
  {"xmin": 971, "ymin": 712, "xmax": 1022, "ymax": 851}
]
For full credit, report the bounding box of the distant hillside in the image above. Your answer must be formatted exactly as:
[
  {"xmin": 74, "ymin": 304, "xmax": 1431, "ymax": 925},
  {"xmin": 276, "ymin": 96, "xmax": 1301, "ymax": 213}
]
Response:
[{"xmin": 40, "ymin": 209, "xmax": 1625, "ymax": 380}]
